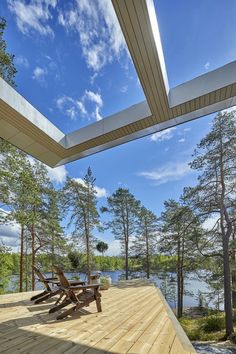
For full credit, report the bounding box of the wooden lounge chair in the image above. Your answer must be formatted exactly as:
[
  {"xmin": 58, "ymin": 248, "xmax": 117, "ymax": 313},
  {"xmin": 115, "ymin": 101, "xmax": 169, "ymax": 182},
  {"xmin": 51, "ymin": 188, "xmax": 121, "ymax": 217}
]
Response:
[
  {"xmin": 30, "ymin": 266, "xmax": 61, "ymax": 304},
  {"xmin": 31, "ymin": 266, "xmax": 85, "ymax": 305},
  {"xmin": 49, "ymin": 265, "xmax": 102, "ymax": 320}
]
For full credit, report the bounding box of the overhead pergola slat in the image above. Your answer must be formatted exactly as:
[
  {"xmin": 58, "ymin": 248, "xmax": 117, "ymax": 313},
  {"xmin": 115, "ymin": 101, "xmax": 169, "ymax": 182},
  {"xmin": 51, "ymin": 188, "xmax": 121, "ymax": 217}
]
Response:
[{"xmin": 1, "ymin": 0, "xmax": 236, "ymax": 167}]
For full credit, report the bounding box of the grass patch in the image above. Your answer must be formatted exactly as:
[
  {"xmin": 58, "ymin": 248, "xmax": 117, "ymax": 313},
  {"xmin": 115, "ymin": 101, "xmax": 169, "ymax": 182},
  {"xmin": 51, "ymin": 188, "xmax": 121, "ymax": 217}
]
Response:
[{"xmin": 179, "ymin": 313, "xmax": 232, "ymax": 341}]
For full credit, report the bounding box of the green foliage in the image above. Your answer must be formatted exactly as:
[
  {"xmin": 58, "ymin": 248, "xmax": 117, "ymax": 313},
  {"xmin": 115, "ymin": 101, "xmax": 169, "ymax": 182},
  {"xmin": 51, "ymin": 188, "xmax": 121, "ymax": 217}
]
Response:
[
  {"xmin": 200, "ymin": 315, "xmax": 225, "ymax": 332},
  {"xmin": 131, "ymin": 206, "xmax": 159, "ymax": 278},
  {"xmin": 0, "ymin": 17, "xmax": 17, "ymax": 86},
  {"xmin": 68, "ymin": 251, "xmax": 82, "ymax": 271},
  {"xmin": 180, "ymin": 314, "xmax": 228, "ymax": 341},
  {"xmin": 159, "ymin": 199, "xmax": 202, "ymax": 316},
  {"xmin": 36, "ymin": 253, "xmax": 71, "ymax": 272},
  {"xmin": 184, "ymin": 111, "xmax": 236, "ymax": 336},
  {"xmin": 0, "ymin": 245, "xmax": 13, "ymax": 293},
  {"xmin": 0, "ymin": 140, "xmax": 67, "ymax": 290},
  {"xmin": 100, "ymin": 276, "xmax": 111, "ymax": 286},
  {"xmin": 105, "ymin": 188, "xmax": 140, "ymax": 279},
  {"xmin": 63, "ymin": 168, "xmax": 100, "ymax": 279},
  {"xmin": 96, "ymin": 241, "xmax": 108, "ymax": 255},
  {"xmin": 93, "ymin": 255, "xmax": 124, "ymax": 271}
]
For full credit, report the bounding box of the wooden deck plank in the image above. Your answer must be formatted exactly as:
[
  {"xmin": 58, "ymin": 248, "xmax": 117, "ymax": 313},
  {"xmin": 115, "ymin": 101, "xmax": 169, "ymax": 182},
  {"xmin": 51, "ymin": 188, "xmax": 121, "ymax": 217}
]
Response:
[
  {"xmin": 91, "ymin": 298, "xmax": 162, "ymax": 353},
  {"xmin": 0, "ymin": 280, "xmax": 196, "ymax": 354}
]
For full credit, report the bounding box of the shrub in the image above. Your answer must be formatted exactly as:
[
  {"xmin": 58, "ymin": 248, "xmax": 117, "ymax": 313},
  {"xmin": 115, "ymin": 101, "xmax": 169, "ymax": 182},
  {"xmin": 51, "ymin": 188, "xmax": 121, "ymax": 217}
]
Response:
[
  {"xmin": 100, "ymin": 276, "xmax": 111, "ymax": 286},
  {"xmin": 200, "ymin": 315, "xmax": 225, "ymax": 332},
  {"xmin": 187, "ymin": 328, "xmax": 202, "ymax": 341}
]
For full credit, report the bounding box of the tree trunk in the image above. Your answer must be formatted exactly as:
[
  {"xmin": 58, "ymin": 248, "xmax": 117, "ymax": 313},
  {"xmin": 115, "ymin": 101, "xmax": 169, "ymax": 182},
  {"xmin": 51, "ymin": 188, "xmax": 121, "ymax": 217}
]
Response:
[
  {"xmin": 125, "ymin": 240, "xmax": 129, "ymax": 280},
  {"xmin": 51, "ymin": 233, "xmax": 55, "ymax": 277},
  {"xmin": 145, "ymin": 222, "xmax": 150, "ymax": 279},
  {"xmin": 223, "ymin": 236, "xmax": 234, "ymax": 337},
  {"xmin": 177, "ymin": 237, "xmax": 182, "ymax": 317},
  {"xmin": 19, "ymin": 224, "xmax": 24, "ymax": 292},
  {"xmin": 218, "ymin": 128, "xmax": 234, "ymax": 337},
  {"xmin": 31, "ymin": 224, "xmax": 35, "ymax": 291},
  {"xmin": 86, "ymin": 234, "xmax": 91, "ymax": 283},
  {"xmin": 180, "ymin": 233, "xmax": 185, "ymax": 317},
  {"xmin": 180, "ymin": 266, "xmax": 184, "ymax": 317},
  {"xmin": 231, "ymin": 232, "xmax": 236, "ymax": 307},
  {"xmin": 25, "ymin": 231, "xmax": 28, "ymax": 292}
]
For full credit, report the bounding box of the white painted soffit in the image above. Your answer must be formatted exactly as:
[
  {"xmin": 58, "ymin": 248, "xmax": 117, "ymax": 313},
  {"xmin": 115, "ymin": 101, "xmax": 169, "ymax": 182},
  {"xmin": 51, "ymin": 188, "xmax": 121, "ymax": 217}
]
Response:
[{"xmin": 1, "ymin": 0, "xmax": 236, "ymax": 167}]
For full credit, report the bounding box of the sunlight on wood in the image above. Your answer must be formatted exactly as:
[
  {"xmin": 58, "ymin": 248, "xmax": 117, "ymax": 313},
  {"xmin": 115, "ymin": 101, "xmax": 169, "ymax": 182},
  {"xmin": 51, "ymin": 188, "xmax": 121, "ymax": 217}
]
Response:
[{"xmin": 0, "ymin": 280, "xmax": 196, "ymax": 353}]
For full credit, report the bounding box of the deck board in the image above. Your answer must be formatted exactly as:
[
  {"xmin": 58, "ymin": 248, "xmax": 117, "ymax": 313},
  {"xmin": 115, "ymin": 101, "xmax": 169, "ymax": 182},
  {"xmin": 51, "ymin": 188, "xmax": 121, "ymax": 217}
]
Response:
[{"xmin": 0, "ymin": 280, "xmax": 196, "ymax": 353}]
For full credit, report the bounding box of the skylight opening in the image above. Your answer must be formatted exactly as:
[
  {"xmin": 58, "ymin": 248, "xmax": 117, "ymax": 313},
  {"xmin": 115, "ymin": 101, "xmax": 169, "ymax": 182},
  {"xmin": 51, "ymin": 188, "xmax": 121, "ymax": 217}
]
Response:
[
  {"xmin": 7, "ymin": 0, "xmax": 144, "ymax": 134},
  {"xmin": 155, "ymin": 0, "xmax": 236, "ymax": 88}
]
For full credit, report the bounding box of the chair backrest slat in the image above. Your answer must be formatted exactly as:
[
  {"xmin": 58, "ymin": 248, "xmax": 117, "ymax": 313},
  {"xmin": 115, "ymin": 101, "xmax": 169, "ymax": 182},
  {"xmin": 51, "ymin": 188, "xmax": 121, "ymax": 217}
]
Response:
[
  {"xmin": 33, "ymin": 266, "xmax": 51, "ymax": 291},
  {"xmin": 52, "ymin": 265, "xmax": 70, "ymax": 287}
]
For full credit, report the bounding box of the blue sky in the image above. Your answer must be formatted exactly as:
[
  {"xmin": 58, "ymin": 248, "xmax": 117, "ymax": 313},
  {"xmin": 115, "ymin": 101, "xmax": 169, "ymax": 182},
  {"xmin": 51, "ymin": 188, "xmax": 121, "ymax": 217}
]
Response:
[{"xmin": 1, "ymin": 0, "xmax": 236, "ymax": 255}]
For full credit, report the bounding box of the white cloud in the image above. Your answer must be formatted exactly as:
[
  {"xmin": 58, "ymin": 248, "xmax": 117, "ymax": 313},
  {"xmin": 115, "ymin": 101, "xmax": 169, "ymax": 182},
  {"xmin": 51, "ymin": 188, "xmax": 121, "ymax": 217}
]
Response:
[
  {"xmin": 77, "ymin": 101, "xmax": 87, "ymax": 115},
  {"xmin": 93, "ymin": 106, "xmax": 102, "ymax": 121},
  {"xmin": 138, "ymin": 161, "xmax": 192, "ymax": 185},
  {"xmin": 150, "ymin": 127, "xmax": 176, "ymax": 142},
  {"xmin": 15, "ymin": 55, "xmax": 29, "ymax": 68},
  {"xmin": 204, "ymin": 62, "xmax": 210, "ymax": 70},
  {"xmin": 106, "ymin": 239, "xmax": 120, "ymax": 256},
  {"xmin": 28, "ymin": 156, "xmax": 68, "ymax": 184},
  {"xmin": 66, "ymin": 107, "xmax": 77, "ymax": 120},
  {"xmin": 7, "ymin": 0, "xmax": 57, "ymax": 37},
  {"xmin": 44, "ymin": 55, "xmax": 60, "ymax": 80},
  {"xmin": 120, "ymin": 85, "xmax": 128, "ymax": 93},
  {"xmin": 178, "ymin": 138, "xmax": 185, "ymax": 143},
  {"xmin": 202, "ymin": 216, "xmax": 219, "ymax": 231},
  {"xmin": 56, "ymin": 95, "xmax": 72, "ymax": 110},
  {"xmin": 56, "ymin": 90, "xmax": 103, "ymax": 121},
  {"xmin": 90, "ymin": 72, "xmax": 98, "ymax": 84},
  {"xmin": 46, "ymin": 165, "xmax": 68, "ymax": 184},
  {"xmin": 94, "ymin": 185, "xmax": 107, "ymax": 198},
  {"xmin": 58, "ymin": 0, "xmax": 127, "ymax": 72},
  {"xmin": 32, "ymin": 66, "xmax": 47, "ymax": 82},
  {"xmin": 84, "ymin": 90, "xmax": 103, "ymax": 107},
  {"xmin": 56, "ymin": 95, "xmax": 87, "ymax": 120},
  {"xmin": 73, "ymin": 178, "xmax": 107, "ymax": 198},
  {"xmin": 221, "ymin": 106, "xmax": 236, "ymax": 114},
  {"xmin": 84, "ymin": 90, "xmax": 103, "ymax": 121},
  {"xmin": 0, "ymin": 220, "xmax": 20, "ymax": 252}
]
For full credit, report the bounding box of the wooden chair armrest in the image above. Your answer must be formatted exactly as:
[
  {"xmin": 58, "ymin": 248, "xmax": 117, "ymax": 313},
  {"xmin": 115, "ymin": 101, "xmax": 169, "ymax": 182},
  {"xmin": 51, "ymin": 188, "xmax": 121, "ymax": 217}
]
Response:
[
  {"xmin": 46, "ymin": 279, "xmax": 60, "ymax": 284},
  {"xmin": 68, "ymin": 280, "xmax": 86, "ymax": 286},
  {"xmin": 68, "ymin": 284, "xmax": 100, "ymax": 291}
]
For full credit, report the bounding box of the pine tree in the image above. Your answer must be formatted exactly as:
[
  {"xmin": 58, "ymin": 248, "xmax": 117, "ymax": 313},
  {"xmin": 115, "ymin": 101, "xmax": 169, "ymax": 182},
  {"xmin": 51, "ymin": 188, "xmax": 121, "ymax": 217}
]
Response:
[
  {"xmin": 104, "ymin": 188, "xmax": 140, "ymax": 280},
  {"xmin": 184, "ymin": 111, "xmax": 236, "ymax": 336},
  {"xmin": 0, "ymin": 17, "xmax": 17, "ymax": 86},
  {"xmin": 63, "ymin": 168, "xmax": 100, "ymax": 281},
  {"xmin": 0, "ymin": 244, "xmax": 13, "ymax": 294},
  {"xmin": 0, "ymin": 145, "xmax": 34, "ymax": 291},
  {"xmin": 96, "ymin": 241, "xmax": 108, "ymax": 256},
  {"xmin": 159, "ymin": 199, "xmax": 201, "ymax": 317},
  {"xmin": 131, "ymin": 206, "xmax": 158, "ymax": 279},
  {"xmin": 96, "ymin": 241, "xmax": 108, "ymax": 269},
  {"xmin": 35, "ymin": 186, "xmax": 65, "ymax": 277}
]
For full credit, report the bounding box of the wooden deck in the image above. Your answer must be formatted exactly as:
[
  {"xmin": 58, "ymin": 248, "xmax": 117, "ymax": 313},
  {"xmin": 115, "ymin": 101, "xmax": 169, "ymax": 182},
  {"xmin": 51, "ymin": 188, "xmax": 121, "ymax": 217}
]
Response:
[{"xmin": 0, "ymin": 280, "xmax": 196, "ymax": 354}]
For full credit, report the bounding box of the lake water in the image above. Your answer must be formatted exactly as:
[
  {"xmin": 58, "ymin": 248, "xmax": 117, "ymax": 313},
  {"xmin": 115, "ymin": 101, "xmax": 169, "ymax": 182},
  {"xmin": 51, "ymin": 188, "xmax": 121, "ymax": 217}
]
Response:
[{"xmin": 7, "ymin": 270, "xmax": 217, "ymax": 310}]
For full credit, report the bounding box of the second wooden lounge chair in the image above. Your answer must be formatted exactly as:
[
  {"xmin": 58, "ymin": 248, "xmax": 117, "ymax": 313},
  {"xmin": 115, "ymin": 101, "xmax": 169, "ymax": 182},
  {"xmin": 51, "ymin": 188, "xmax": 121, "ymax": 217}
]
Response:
[
  {"xmin": 49, "ymin": 265, "xmax": 102, "ymax": 320},
  {"xmin": 31, "ymin": 266, "xmax": 85, "ymax": 304}
]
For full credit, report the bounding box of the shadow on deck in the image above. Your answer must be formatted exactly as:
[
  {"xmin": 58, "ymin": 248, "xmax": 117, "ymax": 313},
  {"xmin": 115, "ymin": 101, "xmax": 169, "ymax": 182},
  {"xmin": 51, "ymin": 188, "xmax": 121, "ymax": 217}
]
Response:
[{"xmin": 0, "ymin": 280, "xmax": 196, "ymax": 353}]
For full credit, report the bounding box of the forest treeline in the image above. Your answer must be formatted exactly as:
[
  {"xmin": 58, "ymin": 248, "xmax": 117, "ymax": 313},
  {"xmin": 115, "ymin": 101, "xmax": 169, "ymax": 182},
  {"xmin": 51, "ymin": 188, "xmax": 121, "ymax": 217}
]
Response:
[
  {"xmin": 0, "ymin": 252, "xmax": 175, "ymax": 279},
  {"xmin": 0, "ymin": 16, "xmax": 236, "ymax": 339}
]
